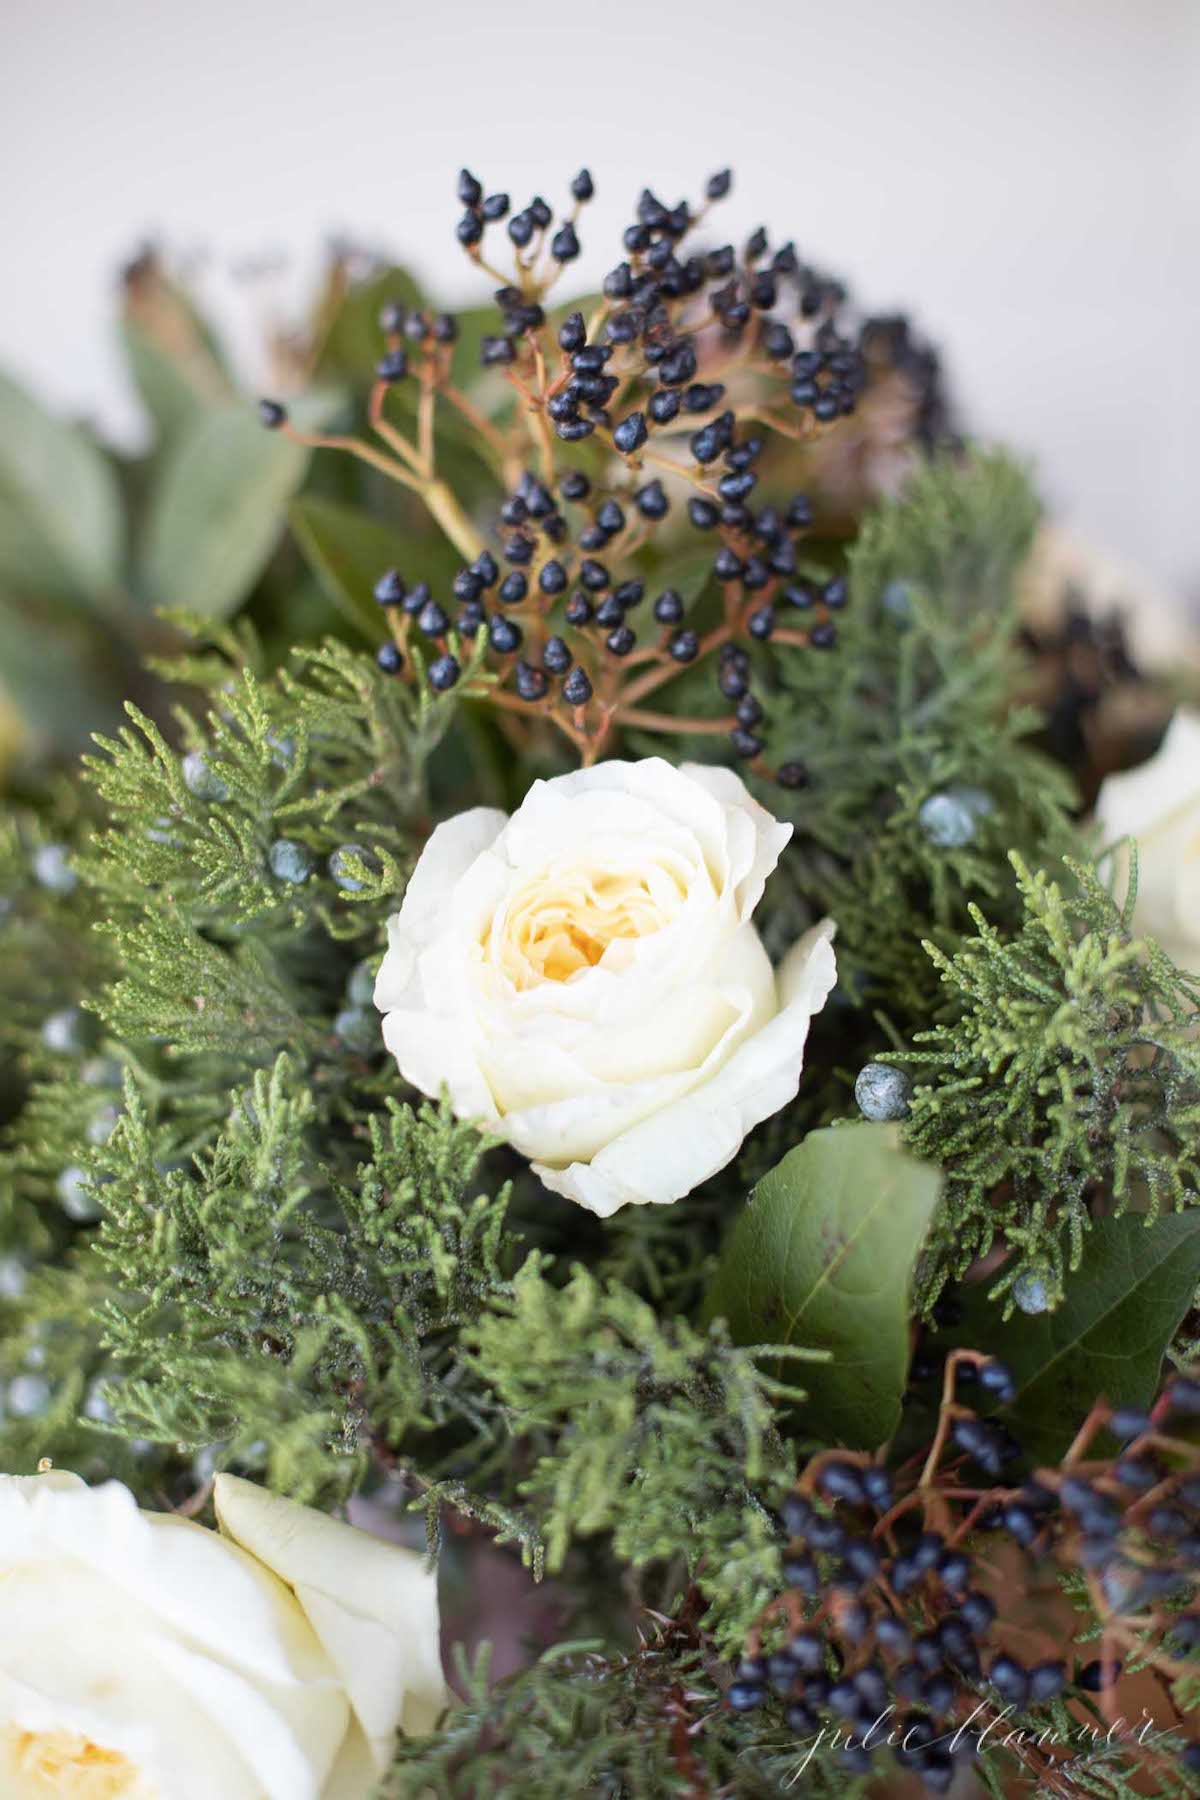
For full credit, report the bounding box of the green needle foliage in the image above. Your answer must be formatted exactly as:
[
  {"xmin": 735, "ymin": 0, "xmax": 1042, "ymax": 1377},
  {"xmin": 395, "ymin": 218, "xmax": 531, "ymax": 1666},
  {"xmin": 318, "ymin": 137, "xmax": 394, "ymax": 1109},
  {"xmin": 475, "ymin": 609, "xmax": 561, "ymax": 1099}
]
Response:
[
  {"xmin": 894, "ymin": 852, "xmax": 1200, "ymax": 1313},
  {"xmin": 2, "ymin": 442, "xmax": 1197, "ymax": 1796}
]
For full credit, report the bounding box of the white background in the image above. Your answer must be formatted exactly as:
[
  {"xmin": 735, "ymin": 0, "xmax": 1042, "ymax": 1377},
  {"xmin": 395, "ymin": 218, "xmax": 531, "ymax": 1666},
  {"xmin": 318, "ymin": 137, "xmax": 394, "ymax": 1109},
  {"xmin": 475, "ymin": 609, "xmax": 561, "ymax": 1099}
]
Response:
[{"xmin": 2, "ymin": 0, "xmax": 1197, "ymax": 598}]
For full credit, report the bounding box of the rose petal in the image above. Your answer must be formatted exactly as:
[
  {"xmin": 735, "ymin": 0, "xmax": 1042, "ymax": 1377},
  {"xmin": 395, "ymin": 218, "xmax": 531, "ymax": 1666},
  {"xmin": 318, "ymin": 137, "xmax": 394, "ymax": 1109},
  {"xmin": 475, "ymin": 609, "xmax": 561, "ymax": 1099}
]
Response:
[
  {"xmin": 214, "ymin": 1475, "xmax": 445, "ymax": 1768},
  {"xmin": 534, "ymin": 921, "xmax": 837, "ymax": 1215}
]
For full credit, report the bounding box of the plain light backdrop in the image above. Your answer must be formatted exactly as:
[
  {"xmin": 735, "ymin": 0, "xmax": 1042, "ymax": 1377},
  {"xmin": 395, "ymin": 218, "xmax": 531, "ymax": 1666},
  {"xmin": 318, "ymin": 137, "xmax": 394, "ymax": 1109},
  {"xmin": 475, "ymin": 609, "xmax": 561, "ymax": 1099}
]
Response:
[{"xmin": 3, "ymin": 0, "xmax": 1198, "ymax": 598}]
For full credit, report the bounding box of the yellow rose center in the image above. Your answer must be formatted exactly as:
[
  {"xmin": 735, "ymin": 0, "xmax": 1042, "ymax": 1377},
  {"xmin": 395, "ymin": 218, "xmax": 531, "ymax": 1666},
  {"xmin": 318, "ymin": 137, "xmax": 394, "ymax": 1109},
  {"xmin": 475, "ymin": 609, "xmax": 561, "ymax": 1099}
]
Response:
[
  {"xmin": 499, "ymin": 862, "xmax": 685, "ymax": 987},
  {"xmin": 4, "ymin": 1727, "xmax": 157, "ymax": 1800}
]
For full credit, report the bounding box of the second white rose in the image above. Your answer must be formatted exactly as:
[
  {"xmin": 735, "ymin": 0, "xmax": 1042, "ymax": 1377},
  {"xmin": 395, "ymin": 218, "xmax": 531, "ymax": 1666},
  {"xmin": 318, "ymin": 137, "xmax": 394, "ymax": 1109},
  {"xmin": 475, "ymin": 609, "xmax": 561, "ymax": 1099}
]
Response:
[
  {"xmin": 1095, "ymin": 707, "xmax": 1200, "ymax": 975},
  {"xmin": 374, "ymin": 757, "xmax": 836, "ymax": 1217}
]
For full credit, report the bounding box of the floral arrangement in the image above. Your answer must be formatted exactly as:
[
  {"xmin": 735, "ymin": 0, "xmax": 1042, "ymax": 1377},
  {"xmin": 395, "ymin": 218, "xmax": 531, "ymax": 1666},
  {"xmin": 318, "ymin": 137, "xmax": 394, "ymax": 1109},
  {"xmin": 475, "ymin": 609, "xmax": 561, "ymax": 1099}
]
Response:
[{"xmin": 0, "ymin": 167, "xmax": 1198, "ymax": 1798}]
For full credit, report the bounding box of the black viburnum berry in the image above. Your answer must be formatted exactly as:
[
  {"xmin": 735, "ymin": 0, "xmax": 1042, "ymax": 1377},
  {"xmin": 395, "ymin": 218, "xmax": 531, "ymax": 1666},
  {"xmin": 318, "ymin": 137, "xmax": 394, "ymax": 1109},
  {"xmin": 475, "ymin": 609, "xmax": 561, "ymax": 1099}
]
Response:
[
  {"xmin": 427, "ymin": 653, "xmax": 460, "ymax": 691},
  {"xmin": 539, "ymin": 559, "xmax": 568, "ymax": 596},
  {"xmin": 488, "ymin": 615, "xmax": 523, "ymax": 655},
  {"xmin": 551, "ymin": 222, "xmax": 580, "ymax": 262},
  {"xmin": 514, "ymin": 660, "xmax": 548, "ymax": 701},
  {"xmin": 669, "ymin": 630, "xmax": 699, "ymax": 662},
  {"xmin": 562, "ymin": 666, "xmax": 593, "ymax": 706},
  {"xmin": 257, "ymin": 398, "xmax": 287, "ymax": 429},
  {"xmin": 558, "ymin": 312, "xmax": 586, "ymax": 353},
  {"xmin": 612, "ymin": 411, "xmax": 648, "ymax": 455},
  {"xmin": 416, "ymin": 598, "xmax": 449, "ymax": 637},
  {"xmin": 635, "ymin": 479, "xmax": 668, "ymax": 519},
  {"xmin": 605, "ymin": 625, "xmax": 636, "ymax": 657},
  {"xmin": 457, "ymin": 168, "xmax": 483, "ymax": 208},
  {"xmin": 373, "ymin": 569, "xmax": 406, "ymax": 608},
  {"xmin": 542, "ymin": 635, "xmax": 572, "ymax": 675},
  {"xmin": 376, "ymin": 643, "xmax": 403, "ymax": 674},
  {"xmin": 653, "ymin": 589, "xmax": 684, "ymax": 625}
]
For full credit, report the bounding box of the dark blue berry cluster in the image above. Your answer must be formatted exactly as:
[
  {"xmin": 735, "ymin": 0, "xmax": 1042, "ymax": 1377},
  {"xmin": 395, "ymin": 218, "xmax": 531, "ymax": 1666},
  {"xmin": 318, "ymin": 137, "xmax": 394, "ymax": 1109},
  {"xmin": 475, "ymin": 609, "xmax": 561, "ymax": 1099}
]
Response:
[
  {"xmin": 262, "ymin": 166, "xmax": 947, "ymax": 773},
  {"xmin": 730, "ymin": 1358, "xmax": 1200, "ymax": 1793}
]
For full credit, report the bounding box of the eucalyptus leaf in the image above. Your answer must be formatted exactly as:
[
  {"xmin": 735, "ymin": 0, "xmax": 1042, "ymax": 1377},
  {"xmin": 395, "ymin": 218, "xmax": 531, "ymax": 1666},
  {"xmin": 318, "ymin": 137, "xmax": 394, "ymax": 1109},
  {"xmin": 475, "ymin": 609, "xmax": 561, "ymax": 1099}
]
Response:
[
  {"xmin": 0, "ymin": 368, "xmax": 123, "ymax": 605},
  {"xmin": 704, "ymin": 1123, "xmax": 941, "ymax": 1448},
  {"xmin": 140, "ymin": 404, "xmax": 309, "ymax": 618},
  {"xmin": 940, "ymin": 1211, "xmax": 1200, "ymax": 1463},
  {"xmin": 121, "ymin": 320, "xmax": 213, "ymax": 448}
]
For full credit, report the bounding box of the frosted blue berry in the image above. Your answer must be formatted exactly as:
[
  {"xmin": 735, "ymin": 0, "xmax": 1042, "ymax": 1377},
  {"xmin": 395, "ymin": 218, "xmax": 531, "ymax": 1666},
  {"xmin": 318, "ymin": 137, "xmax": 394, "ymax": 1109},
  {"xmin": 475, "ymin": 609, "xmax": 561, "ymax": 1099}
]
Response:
[
  {"xmin": 7, "ymin": 1374, "xmax": 52, "ymax": 1418},
  {"xmin": 267, "ymin": 730, "xmax": 296, "ymax": 768},
  {"xmin": 881, "ymin": 578, "xmax": 913, "ymax": 622},
  {"xmin": 334, "ymin": 1006, "xmax": 377, "ymax": 1052},
  {"xmin": 952, "ymin": 784, "xmax": 995, "ymax": 821},
  {"xmin": 1012, "ymin": 1268, "xmax": 1052, "ymax": 1314},
  {"xmin": 268, "ymin": 839, "xmax": 315, "ymax": 885},
  {"xmin": 919, "ymin": 791, "xmax": 976, "ymax": 849},
  {"xmin": 41, "ymin": 1007, "xmax": 89, "ymax": 1054},
  {"xmin": 182, "ymin": 751, "xmax": 230, "ymax": 802},
  {"xmin": 87, "ymin": 1104, "xmax": 121, "ymax": 1146},
  {"xmin": 57, "ymin": 1165, "xmax": 100, "ymax": 1221},
  {"xmin": 854, "ymin": 1061, "xmax": 912, "ymax": 1122},
  {"xmin": 82, "ymin": 1055, "xmax": 122, "ymax": 1088},
  {"xmin": 0, "ymin": 1257, "xmax": 27, "ymax": 1300},
  {"xmin": 84, "ymin": 1381, "xmax": 115, "ymax": 1423},
  {"xmin": 145, "ymin": 816, "xmax": 181, "ymax": 847},
  {"xmin": 33, "ymin": 843, "xmax": 77, "ymax": 893},
  {"xmin": 346, "ymin": 960, "xmax": 376, "ymax": 1007},
  {"xmin": 329, "ymin": 845, "xmax": 377, "ymax": 892}
]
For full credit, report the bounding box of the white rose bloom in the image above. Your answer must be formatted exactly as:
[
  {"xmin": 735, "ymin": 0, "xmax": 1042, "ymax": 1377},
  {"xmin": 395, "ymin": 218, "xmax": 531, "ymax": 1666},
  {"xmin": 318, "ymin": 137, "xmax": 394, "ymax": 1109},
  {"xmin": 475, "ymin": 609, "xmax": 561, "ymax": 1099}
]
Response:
[
  {"xmin": 1095, "ymin": 708, "xmax": 1200, "ymax": 975},
  {"xmin": 375, "ymin": 757, "xmax": 837, "ymax": 1217},
  {"xmin": 0, "ymin": 1468, "xmax": 444, "ymax": 1800}
]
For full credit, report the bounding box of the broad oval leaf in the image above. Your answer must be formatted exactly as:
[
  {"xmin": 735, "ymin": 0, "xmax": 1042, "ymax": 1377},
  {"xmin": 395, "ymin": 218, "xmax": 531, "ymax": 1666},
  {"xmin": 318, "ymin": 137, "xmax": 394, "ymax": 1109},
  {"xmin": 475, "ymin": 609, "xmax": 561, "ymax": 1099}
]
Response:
[
  {"xmin": 140, "ymin": 404, "xmax": 308, "ymax": 618},
  {"xmin": 940, "ymin": 1211, "xmax": 1200, "ymax": 1464},
  {"xmin": 288, "ymin": 495, "xmax": 401, "ymax": 643},
  {"xmin": 0, "ymin": 368, "xmax": 123, "ymax": 604},
  {"xmin": 704, "ymin": 1123, "xmax": 941, "ymax": 1449}
]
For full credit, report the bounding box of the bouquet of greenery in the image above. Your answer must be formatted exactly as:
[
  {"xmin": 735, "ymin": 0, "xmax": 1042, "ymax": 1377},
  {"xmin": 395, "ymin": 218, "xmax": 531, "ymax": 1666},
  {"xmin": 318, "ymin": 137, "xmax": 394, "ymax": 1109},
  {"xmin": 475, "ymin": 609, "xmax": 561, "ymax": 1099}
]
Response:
[{"xmin": 1, "ymin": 166, "xmax": 1198, "ymax": 1799}]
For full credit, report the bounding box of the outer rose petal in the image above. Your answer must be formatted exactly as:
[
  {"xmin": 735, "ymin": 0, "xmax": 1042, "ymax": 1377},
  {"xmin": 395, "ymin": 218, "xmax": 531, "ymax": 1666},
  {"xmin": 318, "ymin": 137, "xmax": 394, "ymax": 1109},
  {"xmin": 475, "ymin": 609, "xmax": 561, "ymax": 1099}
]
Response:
[
  {"xmin": 1095, "ymin": 709, "xmax": 1200, "ymax": 973},
  {"xmin": 0, "ymin": 1472, "xmax": 348, "ymax": 1800},
  {"xmin": 533, "ymin": 921, "xmax": 837, "ymax": 1216},
  {"xmin": 214, "ymin": 1475, "xmax": 445, "ymax": 1776},
  {"xmin": 373, "ymin": 807, "xmax": 507, "ymax": 1012}
]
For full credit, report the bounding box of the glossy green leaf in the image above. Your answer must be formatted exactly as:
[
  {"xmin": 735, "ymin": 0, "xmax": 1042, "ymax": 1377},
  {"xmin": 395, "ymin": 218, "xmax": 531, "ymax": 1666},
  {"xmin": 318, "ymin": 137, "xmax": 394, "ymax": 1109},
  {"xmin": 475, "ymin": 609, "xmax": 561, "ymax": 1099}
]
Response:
[
  {"xmin": 287, "ymin": 495, "xmax": 402, "ymax": 643},
  {"xmin": 704, "ymin": 1123, "xmax": 941, "ymax": 1448},
  {"xmin": 0, "ymin": 368, "xmax": 123, "ymax": 605},
  {"xmin": 942, "ymin": 1211, "xmax": 1200, "ymax": 1463},
  {"xmin": 140, "ymin": 404, "xmax": 308, "ymax": 618}
]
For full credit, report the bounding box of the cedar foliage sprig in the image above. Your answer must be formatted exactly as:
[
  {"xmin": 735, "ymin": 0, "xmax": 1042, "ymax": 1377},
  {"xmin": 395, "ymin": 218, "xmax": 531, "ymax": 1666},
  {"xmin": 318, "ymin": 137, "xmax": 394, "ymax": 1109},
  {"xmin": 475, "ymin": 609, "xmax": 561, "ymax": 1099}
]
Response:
[{"xmin": 893, "ymin": 854, "xmax": 1200, "ymax": 1312}]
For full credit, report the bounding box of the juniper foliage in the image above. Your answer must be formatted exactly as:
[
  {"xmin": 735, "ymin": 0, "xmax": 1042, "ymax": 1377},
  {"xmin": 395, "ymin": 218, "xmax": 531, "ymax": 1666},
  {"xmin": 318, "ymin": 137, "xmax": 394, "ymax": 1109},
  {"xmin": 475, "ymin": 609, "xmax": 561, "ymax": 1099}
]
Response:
[
  {"xmin": 3, "ymin": 435, "xmax": 1199, "ymax": 1796},
  {"xmin": 894, "ymin": 853, "xmax": 1200, "ymax": 1312}
]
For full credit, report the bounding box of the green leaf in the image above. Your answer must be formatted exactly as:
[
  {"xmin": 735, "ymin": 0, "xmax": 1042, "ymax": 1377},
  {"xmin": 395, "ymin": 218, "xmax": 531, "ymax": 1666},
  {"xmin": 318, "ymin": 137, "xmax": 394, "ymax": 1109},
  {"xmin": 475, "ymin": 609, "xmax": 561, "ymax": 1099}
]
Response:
[
  {"xmin": 287, "ymin": 495, "xmax": 399, "ymax": 643},
  {"xmin": 703, "ymin": 1123, "xmax": 941, "ymax": 1448},
  {"xmin": 942, "ymin": 1212, "xmax": 1200, "ymax": 1463},
  {"xmin": 0, "ymin": 368, "xmax": 123, "ymax": 604},
  {"xmin": 312, "ymin": 265, "xmax": 424, "ymax": 384},
  {"xmin": 140, "ymin": 404, "xmax": 309, "ymax": 618},
  {"xmin": 120, "ymin": 321, "xmax": 215, "ymax": 448},
  {"xmin": 0, "ymin": 590, "xmax": 128, "ymax": 752}
]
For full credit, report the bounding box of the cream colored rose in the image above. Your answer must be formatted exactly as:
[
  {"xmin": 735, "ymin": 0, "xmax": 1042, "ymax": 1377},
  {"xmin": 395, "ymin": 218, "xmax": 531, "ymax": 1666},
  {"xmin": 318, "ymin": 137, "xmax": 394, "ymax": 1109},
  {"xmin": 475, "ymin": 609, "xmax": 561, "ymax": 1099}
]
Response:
[
  {"xmin": 1095, "ymin": 708, "xmax": 1200, "ymax": 974},
  {"xmin": 0, "ymin": 1468, "xmax": 444, "ymax": 1800},
  {"xmin": 374, "ymin": 758, "xmax": 836, "ymax": 1217}
]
